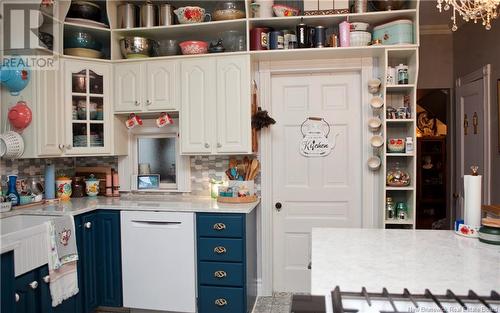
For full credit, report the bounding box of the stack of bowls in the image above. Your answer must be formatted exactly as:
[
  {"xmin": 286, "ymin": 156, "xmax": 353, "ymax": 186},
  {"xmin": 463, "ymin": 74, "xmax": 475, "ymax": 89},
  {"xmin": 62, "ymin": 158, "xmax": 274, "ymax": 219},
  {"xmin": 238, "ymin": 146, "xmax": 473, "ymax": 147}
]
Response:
[
  {"xmin": 349, "ymin": 22, "xmax": 371, "ymax": 47},
  {"xmin": 64, "ymin": 31, "xmax": 103, "ymax": 58},
  {"xmin": 120, "ymin": 37, "xmax": 158, "ymax": 58}
]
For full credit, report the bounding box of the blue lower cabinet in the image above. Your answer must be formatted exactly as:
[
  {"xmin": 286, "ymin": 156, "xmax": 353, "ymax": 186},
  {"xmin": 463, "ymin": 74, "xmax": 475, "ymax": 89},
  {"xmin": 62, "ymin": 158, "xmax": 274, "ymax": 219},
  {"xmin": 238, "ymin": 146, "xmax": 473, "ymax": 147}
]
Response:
[
  {"xmin": 198, "ymin": 238, "xmax": 244, "ymax": 262},
  {"xmin": 198, "ymin": 262, "xmax": 244, "ymax": 287},
  {"xmin": 198, "ymin": 286, "xmax": 245, "ymax": 313},
  {"xmin": 1, "ymin": 251, "xmax": 15, "ymax": 313},
  {"xmin": 39, "ymin": 266, "xmax": 79, "ymax": 313},
  {"xmin": 197, "ymin": 212, "xmax": 257, "ymax": 313},
  {"xmin": 74, "ymin": 210, "xmax": 122, "ymax": 313},
  {"xmin": 14, "ymin": 270, "xmax": 38, "ymax": 313}
]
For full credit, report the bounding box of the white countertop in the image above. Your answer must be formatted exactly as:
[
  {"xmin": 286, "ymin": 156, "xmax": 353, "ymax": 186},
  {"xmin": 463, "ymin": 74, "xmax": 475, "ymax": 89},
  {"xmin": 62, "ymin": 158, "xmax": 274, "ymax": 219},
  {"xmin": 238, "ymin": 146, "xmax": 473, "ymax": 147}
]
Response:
[
  {"xmin": 312, "ymin": 228, "xmax": 500, "ymax": 297},
  {"xmin": 0, "ymin": 195, "xmax": 259, "ymax": 219}
]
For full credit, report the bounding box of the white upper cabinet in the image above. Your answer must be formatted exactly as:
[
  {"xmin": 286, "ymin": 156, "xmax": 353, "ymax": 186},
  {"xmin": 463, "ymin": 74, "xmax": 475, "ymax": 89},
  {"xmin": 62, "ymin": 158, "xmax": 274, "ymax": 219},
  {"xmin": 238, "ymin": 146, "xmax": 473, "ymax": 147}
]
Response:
[
  {"xmin": 146, "ymin": 61, "xmax": 179, "ymax": 111},
  {"xmin": 114, "ymin": 60, "xmax": 179, "ymax": 113},
  {"xmin": 180, "ymin": 58, "xmax": 216, "ymax": 154},
  {"xmin": 114, "ymin": 63, "xmax": 143, "ymax": 112},
  {"xmin": 216, "ymin": 56, "xmax": 251, "ymax": 154},
  {"xmin": 35, "ymin": 69, "xmax": 64, "ymax": 157},
  {"xmin": 180, "ymin": 55, "xmax": 251, "ymax": 155},
  {"xmin": 63, "ymin": 60, "xmax": 112, "ymax": 155}
]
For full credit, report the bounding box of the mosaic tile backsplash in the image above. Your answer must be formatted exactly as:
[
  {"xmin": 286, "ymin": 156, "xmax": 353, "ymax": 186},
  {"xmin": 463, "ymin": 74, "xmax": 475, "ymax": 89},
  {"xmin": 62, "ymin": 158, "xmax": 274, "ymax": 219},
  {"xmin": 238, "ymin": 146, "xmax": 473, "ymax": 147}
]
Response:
[{"xmin": 1, "ymin": 156, "xmax": 260, "ymax": 196}]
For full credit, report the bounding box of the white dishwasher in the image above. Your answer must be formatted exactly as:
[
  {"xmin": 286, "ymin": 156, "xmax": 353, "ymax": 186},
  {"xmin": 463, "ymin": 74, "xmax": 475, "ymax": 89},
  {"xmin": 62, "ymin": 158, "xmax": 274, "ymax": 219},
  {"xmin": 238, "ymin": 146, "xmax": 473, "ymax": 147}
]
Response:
[{"xmin": 121, "ymin": 211, "xmax": 196, "ymax": 312}]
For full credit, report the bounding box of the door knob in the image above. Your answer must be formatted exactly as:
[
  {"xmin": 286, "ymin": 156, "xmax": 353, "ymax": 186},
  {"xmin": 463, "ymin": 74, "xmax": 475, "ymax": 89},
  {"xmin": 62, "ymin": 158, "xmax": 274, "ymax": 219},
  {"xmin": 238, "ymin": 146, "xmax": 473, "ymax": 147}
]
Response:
[
  {"xmin": 214, "ymin": 270, "xmax": 227, "ymax": 278},
  {"xmin": 213, "ymin": 223, "xmax": 226, "ymax": 231},
  {"xmin": 58, "ymin": 144, "xmax": 65, "ymax": 151},
  {"xmin": 204, "ymin": 143, "xmax": 210, "ymax": 149},
  {"xmin": 84, "ymin": 222, "xmax": 92, "ymax": 229},
  {"xmin": 15, "ymin": 293, "xmax": 20, "ymax": 303},
  {"xmin": 275, "ymin": 202, "xmax": 282, "ymax": 211},
  {"xmin": 453, "ymin": 193, "xmax": 459, "ymax": 199},
  {"xmin": 215, "ymin": 298, "xmax": 228, "ymax": 307},
  {"xmin": 66, "ymin": 144, "xmax": 73, "ymax": 150},
  {"xmin": 146, "ymin": 100, "xmax": 152, "ymax": 106},
  {"xmin": 135, "ymin": 100, "xmax": 140, "ymax": 106},
  {"xmin": 214, "ymin": 246, "xmax": 227, "ymax": 254},
  {"xmin": 43, "ymin": 275, "xmax": 50, "ymax": 283},
  {"xmin": 29, "ymin": 281, "xmax": 38, "ymax": 290}
]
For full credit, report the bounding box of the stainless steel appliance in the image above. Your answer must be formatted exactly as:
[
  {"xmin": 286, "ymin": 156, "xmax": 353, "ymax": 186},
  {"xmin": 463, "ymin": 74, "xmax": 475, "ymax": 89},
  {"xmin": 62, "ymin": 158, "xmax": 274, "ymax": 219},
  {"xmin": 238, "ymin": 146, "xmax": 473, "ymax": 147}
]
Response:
[{"xmin": 291, "ymin": 286, "xmax": 500, "ymax": 313}]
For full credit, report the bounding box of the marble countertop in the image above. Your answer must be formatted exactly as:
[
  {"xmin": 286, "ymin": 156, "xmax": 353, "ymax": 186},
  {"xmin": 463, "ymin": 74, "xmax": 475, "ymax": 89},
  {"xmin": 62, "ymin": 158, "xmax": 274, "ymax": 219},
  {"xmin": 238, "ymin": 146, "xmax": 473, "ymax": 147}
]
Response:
[
  {"xmin": 312, "ymin": 228, "xmax": 500, "ymax": 297},
  {"xmin": 0, "ymin": 195, "xmax": 259, "ymax": 218}
]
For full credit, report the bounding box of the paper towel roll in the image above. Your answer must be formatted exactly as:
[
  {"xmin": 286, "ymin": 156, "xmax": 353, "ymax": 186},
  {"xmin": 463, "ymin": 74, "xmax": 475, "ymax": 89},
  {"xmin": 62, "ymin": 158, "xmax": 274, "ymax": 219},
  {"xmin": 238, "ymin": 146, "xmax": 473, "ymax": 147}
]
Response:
[
  {"xmin": 464, "ymin": 175, "xmax": 482, "ymax": 228},
  {"xmin": 44, "ymin": 163, "xmax": 55, "ymax": 199}
]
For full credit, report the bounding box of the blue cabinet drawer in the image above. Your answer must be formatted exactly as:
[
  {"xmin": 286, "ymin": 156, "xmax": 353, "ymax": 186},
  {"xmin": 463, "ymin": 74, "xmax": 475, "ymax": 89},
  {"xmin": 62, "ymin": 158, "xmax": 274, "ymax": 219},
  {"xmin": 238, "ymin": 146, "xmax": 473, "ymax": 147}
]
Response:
[
  {"xmin": 198, "ymin": 238, "xmax": 243, "ymax": 262},
  {"xmin": 198, "ymin": 286, "xmax": 244, "ymax": 313},
  {"xmin": 199, "ymin": 262, "xmax": 244, "ymax": 287},
  {"xmin": 197, "ymin": 214, "xmax": 244, "ymax": 238}
]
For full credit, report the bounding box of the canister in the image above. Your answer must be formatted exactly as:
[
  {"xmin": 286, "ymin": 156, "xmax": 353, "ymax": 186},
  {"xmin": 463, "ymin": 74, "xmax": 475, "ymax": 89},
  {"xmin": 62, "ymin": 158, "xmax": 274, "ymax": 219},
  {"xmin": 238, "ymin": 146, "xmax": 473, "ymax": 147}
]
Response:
[
  {"xmin": 308, "ymin": 26, "xmax": 316, "ymax": 48},
  {"xmin": 159, "ymin": 4, "xmax": 174, "ymax": 26},
  {"xmin": 282, "ymin": 30, "xmax": 294, "ymax": 49},
  {"xmin": 339, "ymin": 21, "xmax": 350, "ymax": 47},
  {"xmin": 118, "ymin": 3, "xmax": 137, "ymax": 28},
  {"xmin": 269, "ymin": 31, "xmax": 284, "ymax": 50},
  {"xmin": 56, "ymin": 176, "xmax": 72, "ymax": 201},
  {"xmin": 329, "ymin": 34, "xmax": 338, "ymax": 47},
  {"xmin": 396, "ymin": 64, "xmax": 409, "ymax": 84},
  {"xmin": 85, "ymin": 174, "xmax": 100, "ymax": 197},
  {"xmin": 297, "ymin": 22, "xmax": 308, "ymax": 48},
  {"xmin": 140, "ymin": 2, "xmax": 156, "ymax": 28},
  {"xmin": 250, "ymin": 27, "xmax": 270, "ymax": 50},
  {"xmin": 314, "ymin": 26, "xmax": 326, "ymax": 48},
  {"xmin": 373, "ymin": 19, "xmax": 413, "ymax": 45}
]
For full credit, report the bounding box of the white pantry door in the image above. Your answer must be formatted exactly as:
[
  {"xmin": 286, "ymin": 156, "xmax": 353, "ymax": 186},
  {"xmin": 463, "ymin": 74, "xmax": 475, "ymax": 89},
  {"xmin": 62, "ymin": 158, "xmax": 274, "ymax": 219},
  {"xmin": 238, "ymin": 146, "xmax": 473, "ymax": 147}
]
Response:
[{"xmin": 272, "ymin": 72, "xmax": 363, "ymax": 292}]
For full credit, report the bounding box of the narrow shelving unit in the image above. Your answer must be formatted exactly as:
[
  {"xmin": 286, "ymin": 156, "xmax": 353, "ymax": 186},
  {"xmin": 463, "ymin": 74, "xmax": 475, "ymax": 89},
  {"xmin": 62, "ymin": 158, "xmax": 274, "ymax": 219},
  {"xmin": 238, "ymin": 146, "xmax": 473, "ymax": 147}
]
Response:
[{"xmin": 382, "ymin": 47, "xmax": 419, "ymax": 229}]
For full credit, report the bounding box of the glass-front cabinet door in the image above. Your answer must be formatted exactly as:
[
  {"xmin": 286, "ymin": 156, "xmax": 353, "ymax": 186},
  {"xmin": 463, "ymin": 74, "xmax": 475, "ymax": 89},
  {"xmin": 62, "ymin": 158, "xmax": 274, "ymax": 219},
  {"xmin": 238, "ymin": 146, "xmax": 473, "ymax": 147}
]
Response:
[{"xmin": 64, "ymin": 60, "xmax": 111, "ymax": 155}]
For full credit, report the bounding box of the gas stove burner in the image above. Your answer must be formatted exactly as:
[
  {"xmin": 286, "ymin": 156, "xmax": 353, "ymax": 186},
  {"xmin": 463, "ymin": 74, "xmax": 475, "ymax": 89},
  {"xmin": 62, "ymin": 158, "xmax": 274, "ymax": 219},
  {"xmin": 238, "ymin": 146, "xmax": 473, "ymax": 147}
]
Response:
[{"xmin": 330, "ymin": 286, "xmax": 500, "ymax": 313}]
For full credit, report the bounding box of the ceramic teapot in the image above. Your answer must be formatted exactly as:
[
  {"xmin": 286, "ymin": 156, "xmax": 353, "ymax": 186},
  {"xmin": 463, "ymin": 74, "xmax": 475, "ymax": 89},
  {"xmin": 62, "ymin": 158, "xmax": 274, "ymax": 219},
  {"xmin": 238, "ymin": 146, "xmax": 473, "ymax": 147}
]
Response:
[{"xmin": 0, "ymin": 57, "xmax": 30, "ymax": 95}]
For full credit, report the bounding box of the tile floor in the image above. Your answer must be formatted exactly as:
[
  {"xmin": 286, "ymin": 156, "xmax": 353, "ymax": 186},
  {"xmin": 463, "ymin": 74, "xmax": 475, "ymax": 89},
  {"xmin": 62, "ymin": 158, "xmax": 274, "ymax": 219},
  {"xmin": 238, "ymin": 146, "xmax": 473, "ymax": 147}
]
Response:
[{"xmin": 252, "ymin": 292, "xmax": 293, "ymax": 313}]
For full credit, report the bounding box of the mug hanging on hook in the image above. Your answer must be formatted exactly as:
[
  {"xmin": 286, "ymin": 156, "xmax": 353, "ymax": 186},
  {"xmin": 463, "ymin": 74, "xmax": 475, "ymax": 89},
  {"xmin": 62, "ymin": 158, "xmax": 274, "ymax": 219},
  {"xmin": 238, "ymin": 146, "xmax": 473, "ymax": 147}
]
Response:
[{"xmin": 299, "ymin": 117, "xmax": 338, "ymax": 157}]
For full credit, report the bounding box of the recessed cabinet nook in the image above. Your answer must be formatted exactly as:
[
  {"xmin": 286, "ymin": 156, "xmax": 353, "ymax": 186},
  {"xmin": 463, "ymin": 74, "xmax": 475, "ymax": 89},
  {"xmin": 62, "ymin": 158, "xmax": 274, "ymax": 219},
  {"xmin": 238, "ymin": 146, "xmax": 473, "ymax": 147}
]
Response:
[{"xmin": 1, "ymin": 0, "xmax": 423, "ymax": 312}]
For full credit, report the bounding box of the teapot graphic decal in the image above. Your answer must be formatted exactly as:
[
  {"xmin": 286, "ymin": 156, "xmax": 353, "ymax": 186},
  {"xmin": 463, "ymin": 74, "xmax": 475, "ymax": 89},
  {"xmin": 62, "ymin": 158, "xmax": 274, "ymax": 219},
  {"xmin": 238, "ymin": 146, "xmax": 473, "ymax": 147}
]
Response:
[{"xmin": 299, "ymin": 117, "xmax": 339, "ymax": 157}]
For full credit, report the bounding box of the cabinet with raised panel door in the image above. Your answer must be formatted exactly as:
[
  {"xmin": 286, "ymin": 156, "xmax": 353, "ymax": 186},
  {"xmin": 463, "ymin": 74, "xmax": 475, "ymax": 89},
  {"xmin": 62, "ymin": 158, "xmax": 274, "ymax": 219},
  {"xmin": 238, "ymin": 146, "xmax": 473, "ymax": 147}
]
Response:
[
  {"xmin": 114, "ymin": 60, "xmax": 179, "ymax": 113},
  {"xmin": 180, "ymin": 55, "xmax": 251, "ymax": 155}
]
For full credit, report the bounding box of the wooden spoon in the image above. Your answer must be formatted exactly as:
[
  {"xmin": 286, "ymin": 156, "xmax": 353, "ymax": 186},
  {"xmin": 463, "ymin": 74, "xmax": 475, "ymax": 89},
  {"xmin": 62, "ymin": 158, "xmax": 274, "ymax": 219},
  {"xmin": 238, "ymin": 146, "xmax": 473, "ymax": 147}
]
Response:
[
  {"xmin": 247, "ymin": 159, "xmax": 259, "ymax": 181},
  {"xmin": 250, "ymin": 160, "xmax": 260, "ymax": 180}
]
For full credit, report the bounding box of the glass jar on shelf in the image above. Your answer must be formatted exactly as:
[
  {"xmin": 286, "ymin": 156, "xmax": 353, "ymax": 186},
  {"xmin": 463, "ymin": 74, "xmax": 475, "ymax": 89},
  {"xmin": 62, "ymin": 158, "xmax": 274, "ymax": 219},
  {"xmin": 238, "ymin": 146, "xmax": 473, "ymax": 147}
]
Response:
[
  {"xmin": 386, "ymin": 197, "xmax": 395, "ymax": 220},
  {"xmin": 386, "ymin": 162, "xmax": 411, "ymax": 187}
]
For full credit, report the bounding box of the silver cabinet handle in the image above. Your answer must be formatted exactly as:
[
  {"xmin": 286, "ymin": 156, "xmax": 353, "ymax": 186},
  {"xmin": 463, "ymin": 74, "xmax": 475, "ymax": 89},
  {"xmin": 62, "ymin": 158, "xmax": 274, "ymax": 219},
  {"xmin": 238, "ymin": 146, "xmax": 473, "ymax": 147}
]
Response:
[
  {"xmin": 134, "ymin": 100, "xmax": 140, "ymax": 106},
  {"xmin": 15, "ymin": 293, "xmax": 20, "ymax": 302},
  {"xmin": 204, "ymin": 143, "xmax": 210, "ymax": 149},
  {"xmin": 214, "ymin": 246, "xmax": 226, "ymax": 254},
  {"xmin": 66, "ymin": 144, "xmax": 73, "ymax": 150},
  {"xmin": 84, "ymin": 222, "xmax": 92, "ymax": 229},
  {"xmin": 43, "ymin": 275, "xmax": 50, "ymax": 283},
  {"xmin": 217, "ymin": 143, "xmax": 222, "ymax": 148},
  {"xmin": 58, "ymin": 144, "xmax": 65, "ymax": 151},
  {"xmin": 214, "ymin": 270, "xmax": 227, "ymax": 278},
  {"xmin": 213, "ymin": 223, "xmax": 226, "ymax": 231},
  {"xmin": 29, "ymin": 281, "xmax": 38, "ymax": 290},
  {"xmin": 146, "ymin": 100, "xmax": 151, "ymax": 106},
  {"xmin": 215, "ymin": 298, "xmax": 228, "ymax": 307}
]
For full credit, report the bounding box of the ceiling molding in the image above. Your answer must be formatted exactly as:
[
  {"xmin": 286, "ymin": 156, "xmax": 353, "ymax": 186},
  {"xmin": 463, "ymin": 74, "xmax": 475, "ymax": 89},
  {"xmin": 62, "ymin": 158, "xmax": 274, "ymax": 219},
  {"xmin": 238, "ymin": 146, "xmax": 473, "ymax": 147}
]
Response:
[{"xmin": 420, "ymin": 24, "xmax": 452, "ymax": 35}]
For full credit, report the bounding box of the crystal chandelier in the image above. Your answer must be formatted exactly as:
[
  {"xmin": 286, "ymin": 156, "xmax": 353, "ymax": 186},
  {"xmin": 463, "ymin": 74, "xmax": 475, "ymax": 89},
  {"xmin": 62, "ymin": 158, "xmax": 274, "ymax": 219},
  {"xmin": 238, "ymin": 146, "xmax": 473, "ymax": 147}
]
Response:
[{"xmin": 436, "ymin": 0, "xmax": 500, "ymax": 30}]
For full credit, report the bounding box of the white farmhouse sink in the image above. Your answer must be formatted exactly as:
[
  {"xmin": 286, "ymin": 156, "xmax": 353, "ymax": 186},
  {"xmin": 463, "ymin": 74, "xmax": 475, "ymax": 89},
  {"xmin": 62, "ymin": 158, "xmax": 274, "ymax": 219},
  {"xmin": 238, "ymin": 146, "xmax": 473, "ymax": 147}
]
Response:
[{"xmin": 0, "ymin": 214, "xmax": 63, "ymax": 276}]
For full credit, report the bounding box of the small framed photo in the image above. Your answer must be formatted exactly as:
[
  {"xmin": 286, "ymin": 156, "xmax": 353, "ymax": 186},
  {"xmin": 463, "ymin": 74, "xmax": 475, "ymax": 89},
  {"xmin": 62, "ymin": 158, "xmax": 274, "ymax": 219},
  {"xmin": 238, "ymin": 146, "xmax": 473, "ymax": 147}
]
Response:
[{"xmin": 137, "ymin": 174, "xmax": 160, "ymax": 190}]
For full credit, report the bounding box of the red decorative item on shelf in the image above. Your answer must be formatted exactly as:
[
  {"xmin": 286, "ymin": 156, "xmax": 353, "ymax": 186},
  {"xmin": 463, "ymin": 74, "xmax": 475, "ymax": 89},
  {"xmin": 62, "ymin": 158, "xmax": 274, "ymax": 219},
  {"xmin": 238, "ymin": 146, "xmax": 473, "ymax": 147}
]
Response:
[{"xmin": 8, "ymin": 101, "xmax": 32, "ymax": 131}]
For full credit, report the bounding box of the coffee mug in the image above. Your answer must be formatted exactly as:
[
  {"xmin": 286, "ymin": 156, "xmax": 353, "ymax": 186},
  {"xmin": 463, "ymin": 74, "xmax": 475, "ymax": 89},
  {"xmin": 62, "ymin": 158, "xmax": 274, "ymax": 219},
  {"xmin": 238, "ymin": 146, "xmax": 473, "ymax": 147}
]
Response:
[
  {"xmin": 368, "ymin": 78, "xmax": 381, "ymax": 94},
  {"xmin": 156, "ymin": 112, "xmax": 173, "ymax": 128},
  {"xmin": 370, "ymin": 135, "xmax": 384, "ymax": 148},
  {"xmin": 125, "ymin": 113, "xmax": 143, "ymax": 129},
  {"xmin": 368, "ymin": 117, "xmax": 382, "ymax": 132},
  {"xmin": 370, "ymin": 96, "xmax": 384, "ymax": 110},
  {"xmin": 367, "ymin": 156, "xmax": 381, "ymax": 171}
]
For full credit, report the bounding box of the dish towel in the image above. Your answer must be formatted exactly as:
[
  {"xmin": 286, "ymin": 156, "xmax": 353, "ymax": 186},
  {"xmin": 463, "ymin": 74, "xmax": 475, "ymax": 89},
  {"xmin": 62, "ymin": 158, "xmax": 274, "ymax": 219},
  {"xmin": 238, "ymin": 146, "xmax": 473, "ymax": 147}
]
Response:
[{"xmin": 46, "ymin": 216, "xmax": 79, "ymax": 307}]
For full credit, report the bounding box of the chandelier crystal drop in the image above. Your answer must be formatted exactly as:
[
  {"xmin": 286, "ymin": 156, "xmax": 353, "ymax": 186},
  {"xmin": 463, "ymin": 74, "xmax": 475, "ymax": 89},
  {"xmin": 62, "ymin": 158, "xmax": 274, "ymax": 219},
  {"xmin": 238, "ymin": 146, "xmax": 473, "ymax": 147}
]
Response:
[{"xmin": 436, "ymin": 0, "xmax": 500, "ymax": 30}]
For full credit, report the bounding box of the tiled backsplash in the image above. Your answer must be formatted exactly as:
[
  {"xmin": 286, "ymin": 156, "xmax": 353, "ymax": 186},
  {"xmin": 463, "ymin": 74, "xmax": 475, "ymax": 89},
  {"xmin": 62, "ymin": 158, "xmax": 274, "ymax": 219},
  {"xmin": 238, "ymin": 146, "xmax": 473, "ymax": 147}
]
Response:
[{"xmin": 1, "ymin": 156, "xmax": 260, "ymax": 196}]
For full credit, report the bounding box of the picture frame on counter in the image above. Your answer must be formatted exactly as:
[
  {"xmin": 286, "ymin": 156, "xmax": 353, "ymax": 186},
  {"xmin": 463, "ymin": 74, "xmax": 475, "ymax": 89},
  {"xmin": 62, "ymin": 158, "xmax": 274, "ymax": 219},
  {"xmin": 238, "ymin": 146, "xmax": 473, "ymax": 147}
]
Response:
[{"xmin": 137, "ymin": 174, "xmax": 160, "ymax": 190}]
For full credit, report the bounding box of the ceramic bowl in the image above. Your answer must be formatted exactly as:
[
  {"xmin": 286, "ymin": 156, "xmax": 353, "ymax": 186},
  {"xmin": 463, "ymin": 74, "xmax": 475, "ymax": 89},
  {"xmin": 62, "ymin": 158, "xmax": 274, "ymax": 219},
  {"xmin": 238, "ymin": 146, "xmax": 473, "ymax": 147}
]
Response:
[
  {"xmin": 370, "ymin": 135, "xmax": 384, "ymax": 148},
  {"xmin": 65, "ymin": 31, "xmax": 101, "ymax": 50},
  {"xmin": 272, "ymin": 4, "xmax": 300, "ymax": 17},
  {"xmin": 368, "ymin": 117, "xmax": 382, "ymax": 132},
  {"xmin": 67, "ymin": 1, "xmax": 101, "ymax": 22},
  {"xmin": 387, "ymin": 138, "xmax": 406, "ymax": 153},
  {"xmin": 158, "ymin": 39, "xmax": 180, "ymax": 56},
  {"xmin": 368, "ymin": 78, "xmax": 381, "ymax": 94},
  {"xmin": 174, "ymin": 6, "xmax": 210, "ymax": 24},
  {"xmin": 370, "ymin": 96, "xmax": 384, "ymax": 109},
  {"xmin": 350, "ymin": 31, "xmax": 371, "ymax": 47},
  {"xmin": 179, "ymin": 41, "xmax": 208, "ymax": 55},
  {"xmin": 367, "ymin": 156, "xmax": 381, "ymax": 171},
  {"xmin": 350, "ymin": 22, "xmax": 370, "ymax": 31}
]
